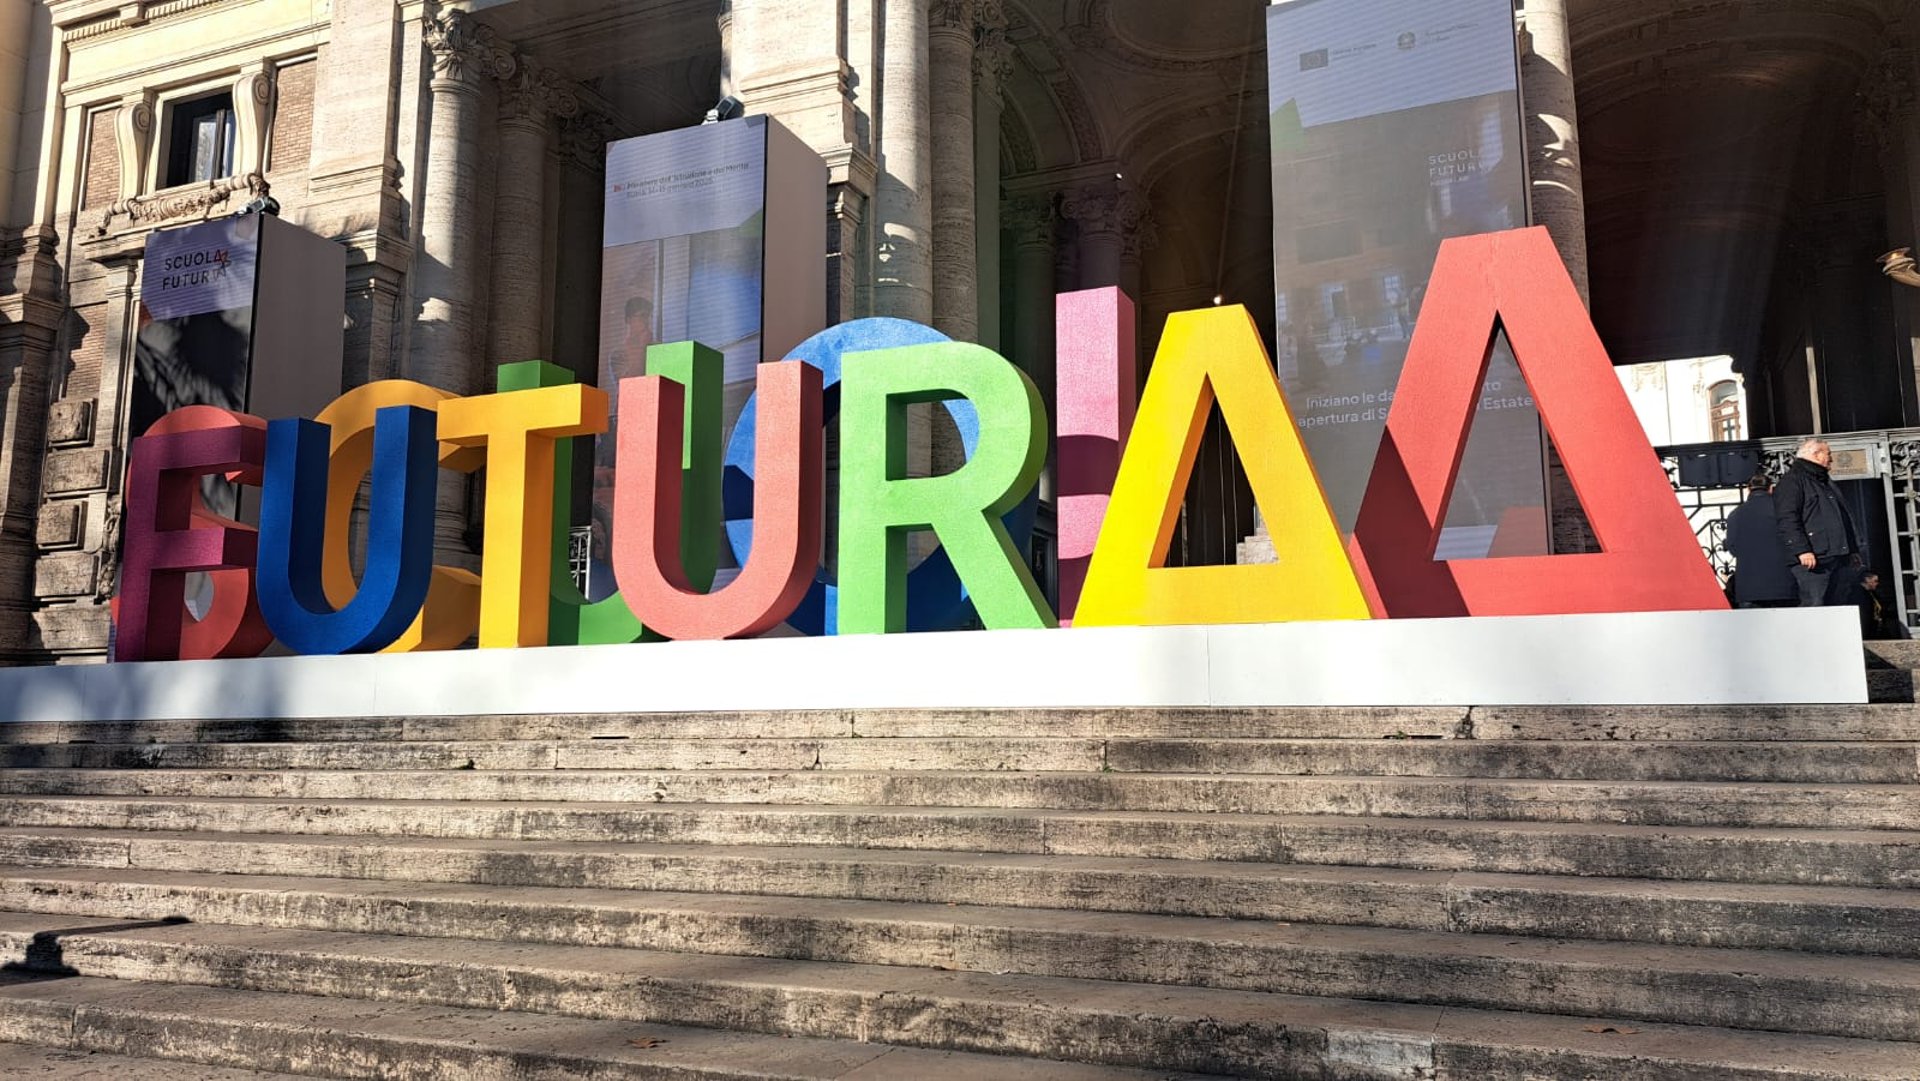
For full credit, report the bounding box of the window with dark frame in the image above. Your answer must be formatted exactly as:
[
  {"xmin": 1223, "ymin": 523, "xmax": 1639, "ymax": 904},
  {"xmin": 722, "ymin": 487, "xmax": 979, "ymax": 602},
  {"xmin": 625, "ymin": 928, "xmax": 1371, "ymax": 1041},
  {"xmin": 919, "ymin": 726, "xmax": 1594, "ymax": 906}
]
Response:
[{"xmin": 163, "ymin": 91, "xmax": 237, "ymax": 188}]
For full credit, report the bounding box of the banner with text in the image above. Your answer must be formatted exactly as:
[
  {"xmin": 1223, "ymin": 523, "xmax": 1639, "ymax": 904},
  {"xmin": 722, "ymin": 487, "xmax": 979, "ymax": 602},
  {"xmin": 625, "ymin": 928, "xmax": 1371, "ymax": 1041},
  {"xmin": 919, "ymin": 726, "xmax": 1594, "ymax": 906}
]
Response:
[{"xmin": 1268, "ymin": 0, "xmax": 1544, "ymax": 555}]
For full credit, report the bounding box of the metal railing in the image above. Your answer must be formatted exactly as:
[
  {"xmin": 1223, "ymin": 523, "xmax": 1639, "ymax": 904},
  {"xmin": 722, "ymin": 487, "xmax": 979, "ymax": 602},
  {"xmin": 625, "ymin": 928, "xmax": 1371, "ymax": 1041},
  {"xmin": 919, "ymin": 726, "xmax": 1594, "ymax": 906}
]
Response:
[{"xmin": 1656, "ymin": 430, "xmax": 1918, "ymax": 629}]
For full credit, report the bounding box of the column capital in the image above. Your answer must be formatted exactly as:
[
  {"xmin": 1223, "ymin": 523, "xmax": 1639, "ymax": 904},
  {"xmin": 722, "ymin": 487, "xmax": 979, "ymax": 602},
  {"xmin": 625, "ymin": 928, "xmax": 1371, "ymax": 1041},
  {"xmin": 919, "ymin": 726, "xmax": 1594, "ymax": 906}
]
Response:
[
  {"xmin": 1060, "ymin": 183, "xmax": 1149, "ymax": 239},
  {"xmin": 425, "ymin": 7, "xmax": 515, "ymax": 89},
  {"xmin": 558, "ymin": 108, "xmax": 616, "ymax": 170},
  {"xmin": 1003, "ymin": 194, "xmax": 1055, "ymax": 247},
  {"xmin": 930, "ymin": 0, "xmax": 976, "ymax": 37},
  {"xmin": 499, "ymin": 59, "xmax": 582, "ymax": 128}
]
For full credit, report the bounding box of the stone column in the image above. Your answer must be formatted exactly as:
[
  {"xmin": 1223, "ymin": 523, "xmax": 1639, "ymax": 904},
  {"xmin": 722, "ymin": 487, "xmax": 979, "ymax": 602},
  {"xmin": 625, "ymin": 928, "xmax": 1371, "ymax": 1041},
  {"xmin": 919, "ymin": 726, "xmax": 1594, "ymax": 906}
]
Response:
[
  {"xmin": 0, "ymin": 0, "xmax": 29, "ymax": 224},
  {"xmin": 415, "ymin": 9, "xmax": 511, "ymax": 566},
  {"xmin": 487, "ymin": 62, "xmax": 576, "ymax": 370},
  {"xmin": 973, "ymin": 10, "xmax": 1012, "ymax": 353},
  {"xmin": 0, "ymin": 224, "xmax": 58, "ymax": 659},
  {"xmin": 1006, "ymin": 194, "xmax": 1056, "ymax": 496},
  {"xmin": 1897, "ymin": 65, "xmax": 1920, "ymax": 426},
  {"xmin": 1061, "ymin": 182, "xmax": 1149, "ymax": 292},
  {"xmin": 411, "ymin": 9, "xmax": 509, "ymax": 397},
  {"xmin": 873, "ymin": 0, "xmax": 934, "ymax": 323},
  {"xmin": 1006, "ymin": 196, "xmax": 1055, "ymax": 389},
  {"xmin": 829, "ymin": 184, "xmax": 870, "ymax": 322},
  {"xmin": 1867, "ymin": 49, "xmax": 1919, "ymax": 425},
  {"xmin": 928, "ymin": 0, "xmax": 978, "ymax": 344},
  {"xmin": 553, "ymin": 110, "xmax": 613, "ymax": 380},
  {"xmin": 717, "ymin": 0, "xmax": 735, "ymax": 100},
  {"xmin": 1518, "ymin": 0, "xmax": 1589, "ymax": 305}
]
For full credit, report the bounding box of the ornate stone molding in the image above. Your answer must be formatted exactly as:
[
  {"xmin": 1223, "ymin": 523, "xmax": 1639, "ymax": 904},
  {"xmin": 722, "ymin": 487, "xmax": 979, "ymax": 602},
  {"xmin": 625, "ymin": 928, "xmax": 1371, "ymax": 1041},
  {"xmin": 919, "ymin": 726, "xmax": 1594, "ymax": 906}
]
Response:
[
  {"xmin": 232, "ymin": 69, "xmax": 276, "ymax": 177},
  {"xmin": 974, "ymin": 18, "xmax": 1016, "ymax": 105},
  {"xmin": 89, "ymin": 173, "xmax": 270, "ymax": 239},
  {"xmin": 112, "ymin": 95, "xmax": 154, "ymax": 206},
  {"xmin": 1002, "ymin": 194, "xmax": 1056, "ymax": 246},
  {"xmin": 425, "ymin": 7, "xmax": 515, "ymax": 88},
  {"xmin": 557, "ymin": 108, "xmax": 616, "ymax": 170},
  {"xmin": 1059, "ymin": 184, "xmax": 1149, "ymax": 239},
  {"xmin": 499, "ymin": 60, "xmax": 582, "ymax": 127},
  {"xmin": 60, "ymin": 0, "xmax": 248, "ymax": 40},
  {"xmin": 930, "ymin": 0, "xmax": 976, "ymax": 35}
]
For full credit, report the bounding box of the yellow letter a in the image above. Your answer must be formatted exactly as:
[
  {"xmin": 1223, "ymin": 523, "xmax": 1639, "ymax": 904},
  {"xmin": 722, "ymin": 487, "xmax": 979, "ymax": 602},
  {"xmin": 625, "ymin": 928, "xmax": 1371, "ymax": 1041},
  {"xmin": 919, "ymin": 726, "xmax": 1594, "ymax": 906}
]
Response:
[{"xmin": 1073, "ymin": 306, "xmax": 1370, "ymax": 627}]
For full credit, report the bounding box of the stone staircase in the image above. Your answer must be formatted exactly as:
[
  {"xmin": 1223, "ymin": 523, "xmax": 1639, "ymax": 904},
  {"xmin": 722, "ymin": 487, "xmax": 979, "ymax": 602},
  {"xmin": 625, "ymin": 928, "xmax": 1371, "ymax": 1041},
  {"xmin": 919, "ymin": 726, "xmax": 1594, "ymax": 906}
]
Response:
[{"xmin": 0, "ymin": 646, "xmax": 1914, "ymax": 1077}]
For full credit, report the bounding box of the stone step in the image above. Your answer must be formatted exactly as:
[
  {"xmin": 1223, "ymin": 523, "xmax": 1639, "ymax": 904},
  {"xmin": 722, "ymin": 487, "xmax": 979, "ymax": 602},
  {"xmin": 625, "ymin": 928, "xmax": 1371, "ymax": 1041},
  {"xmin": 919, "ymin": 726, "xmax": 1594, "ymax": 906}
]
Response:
[
  {"xmin": 9, "ymin": 704, "xmax": 1920, "ymax": 745},
  {"xmin": 1469, "ymin": 703, "xmax": 1920, "ymax": 741},
  {"xmin": 3, "ymin": 832, "xmax": 1919, "ymax": 957},
  {"xmin": 3, "ymin": 737, "xmax": 1915, "ymax": 782},
  {"xmin": 0, "ymin": 972, "xmax": 1191, "ymax": 1080},
  {"xmin": 1866, "ymin": 639, "xmax": 1920, "ymax": 669},
  {"xmin": 1870, "ymin": 670, "xmax": 1917, "ymax": 703},
  {"xmin": 0, "ymin": 868, "xmax": 1914, "ymax": 1041},
  {"xmin": 0, "ymin": 1043, "xmax": 311, "ymax": 1079},
  {"xmin": 2, "ymin": 795, "xmax": 1916, "ymax": 887},
  {"xmin": 0, "ymin": 706, "xmax": 1471, "ymax": 746},
  {"xmin": 3, "ymin": 768, "xmax": 1916, "ymax": 829},
  {"xmin": 0, "ymin": 913, "xmax": 1914, "ymax": 1080}
]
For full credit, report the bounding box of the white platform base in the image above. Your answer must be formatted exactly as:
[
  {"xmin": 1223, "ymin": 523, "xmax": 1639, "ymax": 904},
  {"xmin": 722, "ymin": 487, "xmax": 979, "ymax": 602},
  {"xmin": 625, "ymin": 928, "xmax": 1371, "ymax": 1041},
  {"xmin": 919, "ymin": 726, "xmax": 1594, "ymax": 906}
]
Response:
[{"xmin": 0, "ymin": 608, "xmax": 1867, "ymax": 723}]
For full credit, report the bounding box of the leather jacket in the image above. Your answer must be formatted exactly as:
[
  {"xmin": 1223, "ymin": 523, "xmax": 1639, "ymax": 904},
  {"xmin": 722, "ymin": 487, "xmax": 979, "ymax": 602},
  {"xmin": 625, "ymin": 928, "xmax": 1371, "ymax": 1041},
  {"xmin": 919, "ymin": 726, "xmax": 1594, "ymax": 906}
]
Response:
[{"xmin": 1773, "ymin": 457, "xmax": 1859, "ymax": 562}]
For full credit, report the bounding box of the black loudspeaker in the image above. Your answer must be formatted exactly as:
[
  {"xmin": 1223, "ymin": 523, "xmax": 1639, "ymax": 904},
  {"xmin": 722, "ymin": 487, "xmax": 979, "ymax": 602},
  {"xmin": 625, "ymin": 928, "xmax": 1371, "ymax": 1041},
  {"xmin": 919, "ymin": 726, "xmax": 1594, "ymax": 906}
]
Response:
[{"xmin": 1676, "ymin": 447, "xmax": 1761, "ymax": 489}]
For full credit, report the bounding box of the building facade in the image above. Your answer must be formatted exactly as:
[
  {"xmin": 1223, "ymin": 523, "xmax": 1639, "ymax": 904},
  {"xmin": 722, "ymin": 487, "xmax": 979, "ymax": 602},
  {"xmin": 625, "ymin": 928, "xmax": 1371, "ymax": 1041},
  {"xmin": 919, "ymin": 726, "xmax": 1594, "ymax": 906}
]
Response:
[{"xmin": 0, "ymin": 0, "xmax": 1916, "ymax": 662}]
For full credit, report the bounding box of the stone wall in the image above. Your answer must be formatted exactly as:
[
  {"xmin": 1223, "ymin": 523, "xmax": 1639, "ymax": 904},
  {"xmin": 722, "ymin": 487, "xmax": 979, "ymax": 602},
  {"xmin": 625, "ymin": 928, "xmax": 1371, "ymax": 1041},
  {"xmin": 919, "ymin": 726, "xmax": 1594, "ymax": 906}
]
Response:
[{"xmin": 12, "ymin": 0, "xmax": 339, "ymax": 661}]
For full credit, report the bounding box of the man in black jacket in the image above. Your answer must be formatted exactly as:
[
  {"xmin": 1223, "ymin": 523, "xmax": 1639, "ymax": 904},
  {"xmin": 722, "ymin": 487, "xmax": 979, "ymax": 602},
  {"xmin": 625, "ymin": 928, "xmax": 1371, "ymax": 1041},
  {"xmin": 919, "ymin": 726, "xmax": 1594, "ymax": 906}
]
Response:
[{"xmin": 1774, "ymin": 439, "xmax": 1863, "ymax": 606}]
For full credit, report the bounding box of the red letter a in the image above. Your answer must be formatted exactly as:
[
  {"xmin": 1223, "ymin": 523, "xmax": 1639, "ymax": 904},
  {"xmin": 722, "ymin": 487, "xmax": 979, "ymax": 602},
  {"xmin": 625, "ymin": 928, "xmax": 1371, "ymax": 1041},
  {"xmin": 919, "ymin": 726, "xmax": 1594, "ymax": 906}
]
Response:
[{"xmin": 1349, "ymin": 227, "xmax": 1727, "ymax": 617}]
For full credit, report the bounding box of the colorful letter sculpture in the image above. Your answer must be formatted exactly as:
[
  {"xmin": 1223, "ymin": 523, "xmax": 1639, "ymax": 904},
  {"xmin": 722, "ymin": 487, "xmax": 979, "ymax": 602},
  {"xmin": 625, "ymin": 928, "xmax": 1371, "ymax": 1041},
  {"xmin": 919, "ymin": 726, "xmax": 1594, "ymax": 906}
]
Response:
[
  {"xmin": 1348, "ymin": 227, "xmax": 1729, "ymax": 617},
  {"xmin": 109, "ymin": 227, "xmax": 1733, "ymax": 668},
  {"xmin": 313, "ymin": 381, "xmax": 483, "ymax": 652},
  {"xmin": 116, "ymin": 411, "xmax": 269, "ymax": 662},
  {"xmin": 617, "ymin": 361, "xmax": 824, "ymax": 638},
  {"xmin": 502, "ymin": 360, "xmax": 642, "ymax": 647},
  {"xmin": 121, "ymin": 407, "xmax": 274, "ymax": 660},
  {"xmin": 837, "ymin": 341, "xmax": 1054, "ymax": 634},
  {"xmin": 439, "ymin": 382, "xmax": 609, "ymax": 648},
  {"xmin": 724, "ymin": 319, "xmax": 1035, "ymax": 635},
  {"xmin": 506, "ymin": 349, "xmax": 722, "ymax": 645},
  {"xmin": 1074, "ymin": 305, "xmax": 1371, "ymax": 627},
  {"xmin": 1054, "ymin": 288, "xmax": 1138, "ymax": 626},
  {"xmin": 255, "ymin": 408, "xmax": 441, "ymax": 654}
]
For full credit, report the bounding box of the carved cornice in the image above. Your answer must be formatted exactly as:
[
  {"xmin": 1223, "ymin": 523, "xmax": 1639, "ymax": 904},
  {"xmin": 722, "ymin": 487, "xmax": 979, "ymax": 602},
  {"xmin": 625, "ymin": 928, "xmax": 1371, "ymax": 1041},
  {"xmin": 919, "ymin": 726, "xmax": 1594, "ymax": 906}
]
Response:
[
  {"xmin": 88, "ymin": 173, "xmax": 269, "ymax": 240},
  {"xmin": 425, "ymin": 8, "xmax": 516, "ymax": 88},
  {"xmin": 60, "ymin": 0, "xmax": 252, "ymax": 41}
]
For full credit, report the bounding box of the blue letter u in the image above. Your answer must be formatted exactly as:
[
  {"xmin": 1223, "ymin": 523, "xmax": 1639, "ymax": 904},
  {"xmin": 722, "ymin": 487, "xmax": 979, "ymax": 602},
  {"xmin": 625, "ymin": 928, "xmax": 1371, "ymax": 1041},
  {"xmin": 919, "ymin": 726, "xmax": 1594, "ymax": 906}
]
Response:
[{"xmin": 257, "ymin": 406, "xmax": 439, "ymax": 654}]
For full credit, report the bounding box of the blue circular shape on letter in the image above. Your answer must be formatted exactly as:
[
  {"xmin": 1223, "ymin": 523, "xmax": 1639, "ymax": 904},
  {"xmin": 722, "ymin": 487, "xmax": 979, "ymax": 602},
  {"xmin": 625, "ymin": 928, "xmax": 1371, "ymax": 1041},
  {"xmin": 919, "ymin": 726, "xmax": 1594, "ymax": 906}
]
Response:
[{"xmin": 724, "ymin": 318, "xmax": 1036, "ymax": 635}]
